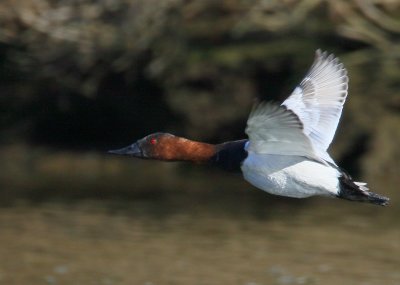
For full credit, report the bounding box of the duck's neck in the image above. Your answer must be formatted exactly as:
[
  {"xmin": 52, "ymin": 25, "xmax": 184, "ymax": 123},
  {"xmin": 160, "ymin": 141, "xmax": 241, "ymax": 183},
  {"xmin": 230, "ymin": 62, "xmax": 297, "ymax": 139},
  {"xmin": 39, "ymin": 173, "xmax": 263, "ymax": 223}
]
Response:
[
  {"xmin": 166, "ymin": 137, "xmax": 248, "ymax": 172},
  {"xmin": 163, "ymin": 137, "xmax": 217, "ymax": 162}
]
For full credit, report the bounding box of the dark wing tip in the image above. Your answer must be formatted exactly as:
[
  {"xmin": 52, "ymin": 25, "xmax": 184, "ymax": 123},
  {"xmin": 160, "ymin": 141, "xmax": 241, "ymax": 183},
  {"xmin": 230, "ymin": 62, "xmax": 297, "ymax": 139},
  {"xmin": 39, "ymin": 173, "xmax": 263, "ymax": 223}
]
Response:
[{"xmin": 338, "ymin": 174, "xmax": 390, "ymax": 206}]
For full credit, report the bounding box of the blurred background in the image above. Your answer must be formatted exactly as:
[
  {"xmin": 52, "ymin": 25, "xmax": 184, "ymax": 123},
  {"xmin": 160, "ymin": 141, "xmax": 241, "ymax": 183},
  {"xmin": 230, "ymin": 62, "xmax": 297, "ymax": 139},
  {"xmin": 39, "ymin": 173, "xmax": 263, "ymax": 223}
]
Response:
[{"xmin": 0, "ymin": 0, "xmax": 399, "ymax": 284}]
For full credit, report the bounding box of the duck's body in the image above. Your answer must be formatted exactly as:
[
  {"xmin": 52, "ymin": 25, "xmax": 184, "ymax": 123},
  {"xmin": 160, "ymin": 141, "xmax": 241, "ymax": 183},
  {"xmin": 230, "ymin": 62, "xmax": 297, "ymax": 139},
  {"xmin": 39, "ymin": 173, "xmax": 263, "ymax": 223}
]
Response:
[
  {"xmin": 110, "ymin": 50, "xmax": 389, "ymax": 206},
  {"xmin": 242, "ymin": 153, "xmax": 339, "ymax": 198}
]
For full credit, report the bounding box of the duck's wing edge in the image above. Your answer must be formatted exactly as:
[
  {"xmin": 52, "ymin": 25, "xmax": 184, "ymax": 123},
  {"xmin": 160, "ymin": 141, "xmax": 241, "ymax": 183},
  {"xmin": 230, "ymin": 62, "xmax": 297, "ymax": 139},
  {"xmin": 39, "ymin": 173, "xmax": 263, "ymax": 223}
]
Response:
[{"xmin": 282, "ymin": 49, "xmax": 348, "ymax": 153}]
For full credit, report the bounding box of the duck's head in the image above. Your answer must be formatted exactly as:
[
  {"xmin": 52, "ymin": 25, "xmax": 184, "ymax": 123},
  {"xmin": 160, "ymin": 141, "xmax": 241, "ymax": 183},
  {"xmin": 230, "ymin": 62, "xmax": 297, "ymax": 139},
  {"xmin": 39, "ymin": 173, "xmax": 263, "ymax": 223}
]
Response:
[
  {"xmin": 108, "ymin": 132, "xmax": 216, "ymax": 162},
  {"xmin": 109, "ymin": 132, "xmax": 176, "ymax": 160}
]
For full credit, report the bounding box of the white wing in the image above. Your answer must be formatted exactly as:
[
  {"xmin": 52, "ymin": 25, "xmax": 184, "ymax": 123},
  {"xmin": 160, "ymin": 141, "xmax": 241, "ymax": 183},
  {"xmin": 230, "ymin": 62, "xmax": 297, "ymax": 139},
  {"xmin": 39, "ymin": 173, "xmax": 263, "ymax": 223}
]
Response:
[
  {"xmin": 245, "ymin": 102, "xmax": 321, "ymax": 162},
  {"xmin": 282, "ymin": 50, "xmax": 348, "ymax": 153}
]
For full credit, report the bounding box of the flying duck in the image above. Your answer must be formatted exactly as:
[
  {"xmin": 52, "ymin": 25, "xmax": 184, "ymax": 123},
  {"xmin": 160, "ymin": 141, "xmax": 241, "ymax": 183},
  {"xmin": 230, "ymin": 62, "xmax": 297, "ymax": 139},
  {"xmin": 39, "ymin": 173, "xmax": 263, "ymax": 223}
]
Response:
[{"xmin": 109, "ymin": 50, "xmax": 389, "ymax": 206}]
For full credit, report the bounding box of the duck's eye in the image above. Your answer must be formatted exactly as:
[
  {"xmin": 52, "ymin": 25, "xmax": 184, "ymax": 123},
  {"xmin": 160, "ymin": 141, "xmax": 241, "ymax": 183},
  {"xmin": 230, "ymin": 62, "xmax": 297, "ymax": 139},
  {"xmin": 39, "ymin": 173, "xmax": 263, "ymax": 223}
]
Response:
[{"xmin": 150, "ymin": 138, "xmax": 157, "ymax": 145}]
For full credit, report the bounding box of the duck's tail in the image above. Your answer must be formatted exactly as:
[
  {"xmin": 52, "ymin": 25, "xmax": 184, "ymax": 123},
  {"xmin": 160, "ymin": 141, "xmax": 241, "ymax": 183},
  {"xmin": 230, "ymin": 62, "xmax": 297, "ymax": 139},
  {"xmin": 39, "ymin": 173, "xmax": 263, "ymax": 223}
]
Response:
[{"xmin": 337, "ymin": 173, "xmax": 389, "ymax": 206}]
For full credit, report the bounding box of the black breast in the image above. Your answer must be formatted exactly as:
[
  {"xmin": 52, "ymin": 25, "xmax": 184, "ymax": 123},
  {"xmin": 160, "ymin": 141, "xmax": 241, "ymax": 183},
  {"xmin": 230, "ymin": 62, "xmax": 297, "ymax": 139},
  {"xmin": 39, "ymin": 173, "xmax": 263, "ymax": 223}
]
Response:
[{"xmin": 211, "ymin": 139, "xmax": 248, "ymax": 172}]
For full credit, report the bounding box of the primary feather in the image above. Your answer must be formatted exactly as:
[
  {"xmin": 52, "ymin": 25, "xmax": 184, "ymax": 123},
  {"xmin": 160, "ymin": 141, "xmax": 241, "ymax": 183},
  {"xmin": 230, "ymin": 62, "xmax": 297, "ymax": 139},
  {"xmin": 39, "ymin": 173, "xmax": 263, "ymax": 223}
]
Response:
[{"xmin": 282, "ymin": 49, "xmax": 348, "ymax": 156}]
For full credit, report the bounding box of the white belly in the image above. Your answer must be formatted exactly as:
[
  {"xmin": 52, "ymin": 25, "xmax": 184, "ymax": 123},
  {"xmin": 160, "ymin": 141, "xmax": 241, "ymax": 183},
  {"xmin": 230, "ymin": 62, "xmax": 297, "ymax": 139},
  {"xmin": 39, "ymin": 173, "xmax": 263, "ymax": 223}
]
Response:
[{"xmin": 241, "ymin": 154, "xmax": 340, "ymax": 198}]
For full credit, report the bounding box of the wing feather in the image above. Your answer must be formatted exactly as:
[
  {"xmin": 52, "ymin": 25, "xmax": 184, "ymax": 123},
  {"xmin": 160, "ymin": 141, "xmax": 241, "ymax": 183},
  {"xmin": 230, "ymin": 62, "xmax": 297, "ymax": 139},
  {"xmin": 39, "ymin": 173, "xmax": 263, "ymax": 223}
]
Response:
[
  {"xmin": 245, "ymin": 102, "xmax": 320, "ymax": 161},
  {"xmin": 245, "ymin": 50, "xmax": 348, "ymax": 164},
  {"xmin": 282, "ymin": 50, "xmax": 348, "ymax": 152}
]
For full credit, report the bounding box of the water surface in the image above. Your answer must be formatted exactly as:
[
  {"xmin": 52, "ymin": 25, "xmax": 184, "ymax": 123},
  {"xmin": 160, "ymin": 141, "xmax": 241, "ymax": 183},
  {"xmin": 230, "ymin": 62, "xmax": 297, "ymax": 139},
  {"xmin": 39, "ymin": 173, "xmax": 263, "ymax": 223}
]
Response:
[{"xmin": 0, "ymin": 191, "xmax": 398, "ymax": 285}]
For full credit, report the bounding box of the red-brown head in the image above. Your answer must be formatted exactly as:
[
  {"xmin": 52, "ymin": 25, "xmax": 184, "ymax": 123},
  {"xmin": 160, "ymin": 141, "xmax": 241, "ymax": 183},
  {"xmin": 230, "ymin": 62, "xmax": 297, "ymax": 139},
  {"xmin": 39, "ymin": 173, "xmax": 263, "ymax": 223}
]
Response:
[{"xmin": 109, "ymin": 132, "xmax": 216, "ymax": 162}]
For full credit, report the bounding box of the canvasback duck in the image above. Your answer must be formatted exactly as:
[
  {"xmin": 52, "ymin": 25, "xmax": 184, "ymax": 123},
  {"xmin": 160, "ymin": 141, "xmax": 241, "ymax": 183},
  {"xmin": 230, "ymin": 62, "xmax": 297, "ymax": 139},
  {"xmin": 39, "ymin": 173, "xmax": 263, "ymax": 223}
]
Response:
[{"xmin": 110, "ymin": 50, "xmax": 389, "ymax": 206}]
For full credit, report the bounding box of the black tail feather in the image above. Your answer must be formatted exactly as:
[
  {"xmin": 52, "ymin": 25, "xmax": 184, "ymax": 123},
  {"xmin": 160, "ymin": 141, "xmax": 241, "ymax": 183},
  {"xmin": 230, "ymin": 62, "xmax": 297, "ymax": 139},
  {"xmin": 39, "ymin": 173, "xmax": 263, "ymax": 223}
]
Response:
[{"xmin": 338, "ymin": 174, "xmax": 389, "ymax": 206}]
